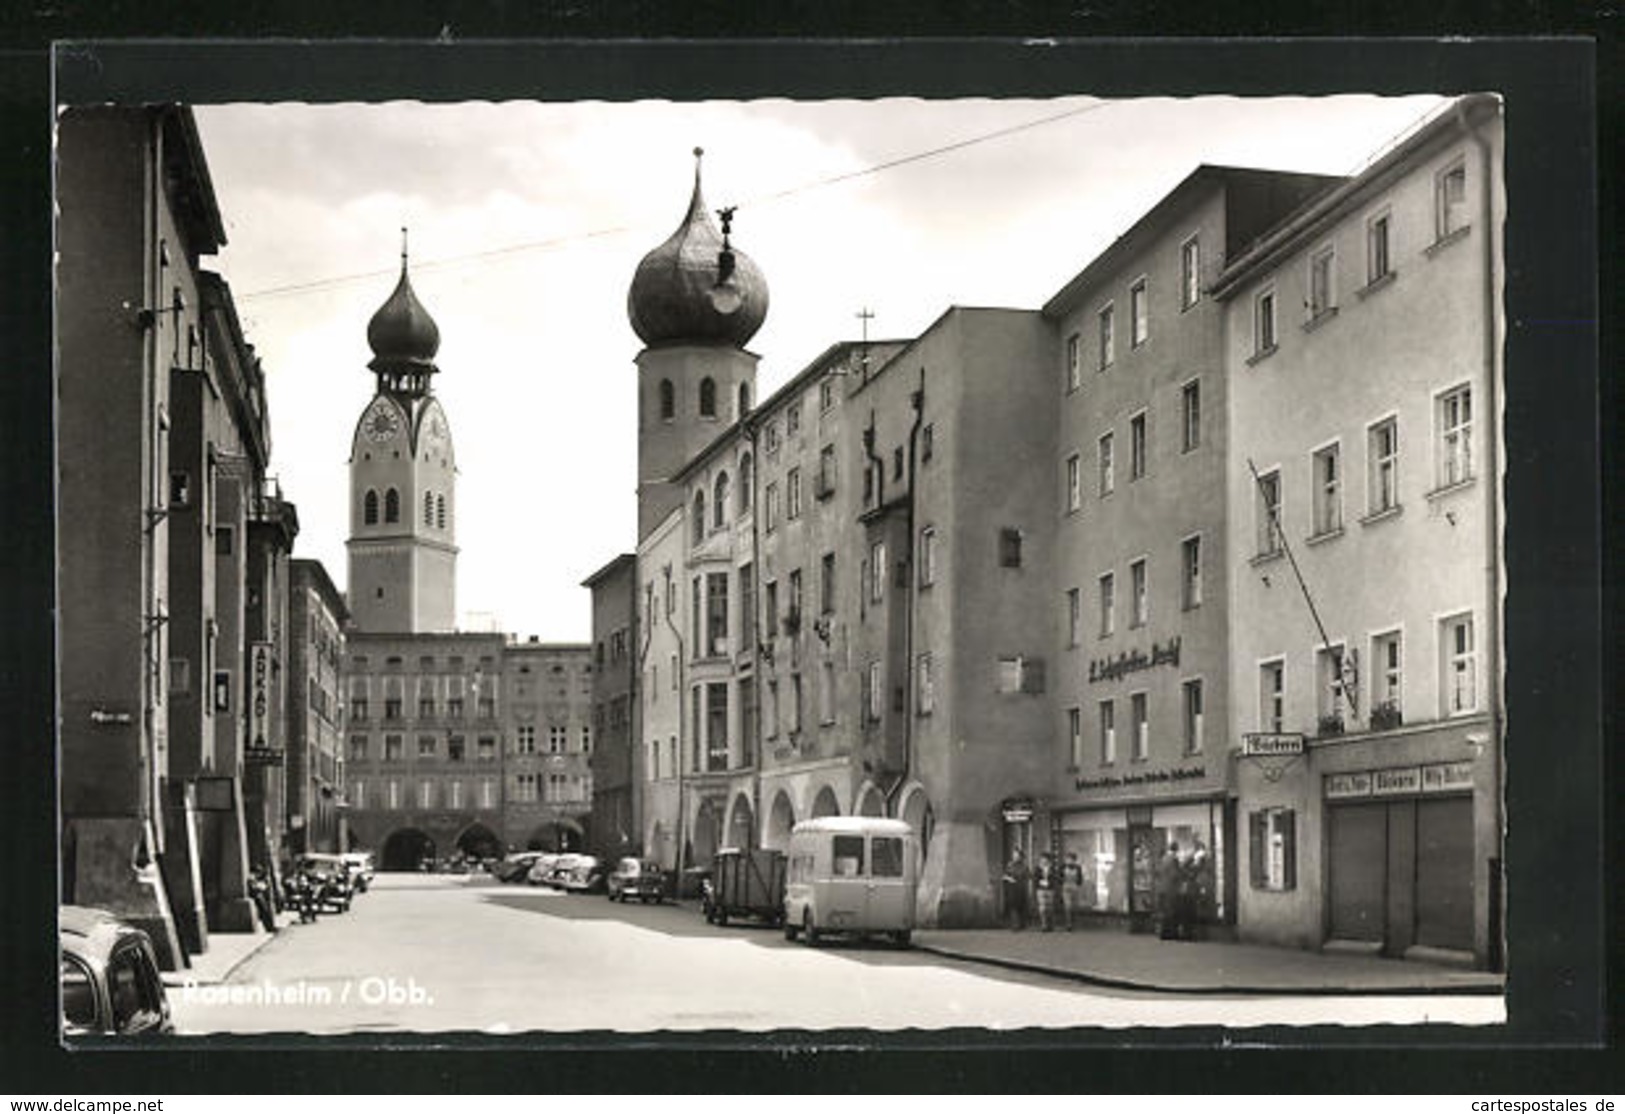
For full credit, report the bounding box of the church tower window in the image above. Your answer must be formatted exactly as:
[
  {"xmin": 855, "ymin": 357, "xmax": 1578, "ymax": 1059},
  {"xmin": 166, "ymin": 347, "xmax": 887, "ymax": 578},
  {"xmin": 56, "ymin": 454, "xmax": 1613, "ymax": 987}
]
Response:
[
  {"xmin": 437, "ymin": 494, "xmax": 446, "ymax": 530},
  {"xmin": 699, "ymin": 377, "xmax": 717, "ymax": 419},
  {"xmin": 738, "ymin": 382, "xmax": 752, "ymax": 417},
  {"xmin": 424, "ymin": 491, "xmax": 434, "ymax": 526},
  {"xmin": 692, "ymin": 490, "xmax": 706, "ymax": 546},
  {"xmin": 384, "ymin": 487, "xmax": 400, "ymax": 523},
  {"xmin": 659, "ymin": 379, "xmax": 675, "ymax": 421},
  {"xmin": 364, "ymin": 489, "xmax": 379, "ymax": 525}
]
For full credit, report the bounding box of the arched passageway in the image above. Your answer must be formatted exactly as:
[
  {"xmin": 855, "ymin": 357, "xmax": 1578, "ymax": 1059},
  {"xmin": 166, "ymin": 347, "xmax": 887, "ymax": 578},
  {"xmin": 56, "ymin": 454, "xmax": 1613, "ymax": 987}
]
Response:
[
  {"xmin": 692, "ymin": 800, "xmax": 723, "ymax": 866},
  {"xmin": 855, "ymin": 784, "xmax": 885, "ymax": 818},
  {"xmin": 810, "ymin": 785, "xmax": 841, "ymax": 819},
  {"xmin": 456, "ymin": 823, "xmax": 502, "ymax": 862},
  {"xmin": 524, "ymin": 819, "xmax": 584, "ymax": 852},
  {"xmin": 764, "ymin": 791, "xmax": 797, "ymax": 852},
  {"xmin": 380, "ymin": 828, "xmax": 436, "ymax": 872},
  {"xmin": 727, "ymin": 794, "xmax": 756, "ymax": 850}
]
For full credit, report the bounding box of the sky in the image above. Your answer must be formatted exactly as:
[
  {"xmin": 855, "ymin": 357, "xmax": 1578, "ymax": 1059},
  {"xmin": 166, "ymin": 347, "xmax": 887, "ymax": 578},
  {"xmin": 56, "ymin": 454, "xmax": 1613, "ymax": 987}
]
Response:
[{"xmin": 190, "ymin": 93, "xmax": 1447, "ymax": 643}]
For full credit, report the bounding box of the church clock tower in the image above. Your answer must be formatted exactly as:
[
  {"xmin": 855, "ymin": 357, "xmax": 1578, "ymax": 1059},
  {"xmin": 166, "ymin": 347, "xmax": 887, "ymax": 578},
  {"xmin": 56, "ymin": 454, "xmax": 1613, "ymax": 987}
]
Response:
[{"xmin": 346, "ymin": 235, "xmax": 458, "ymax": 633}]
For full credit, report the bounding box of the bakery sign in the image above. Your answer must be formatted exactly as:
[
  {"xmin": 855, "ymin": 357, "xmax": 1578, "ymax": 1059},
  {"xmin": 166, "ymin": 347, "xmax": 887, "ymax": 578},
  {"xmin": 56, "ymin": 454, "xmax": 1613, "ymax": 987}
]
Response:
[{"xmin": 1325, "ymin": 761, "xmax": 1476, "ymax": 799}]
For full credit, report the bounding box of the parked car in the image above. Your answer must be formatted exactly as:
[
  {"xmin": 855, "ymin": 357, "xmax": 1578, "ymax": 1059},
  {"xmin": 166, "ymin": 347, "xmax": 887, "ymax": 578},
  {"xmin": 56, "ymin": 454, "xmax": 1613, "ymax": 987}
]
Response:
[
  {"xmin": 559, "ymin": 855, "xmax": 606, "ymax": 894},
  {"xmin": 606, "ymin": 857, "xmax": 666, "ymax": 903},
  {"xmin": 339, "ymin": 851, "xmax": 375, "ymax": 891},
  {"xmin": 527, "ymin": 853, "xmax": 566, "ymax": 886},
  {"xmin": 60, "ymin": 906, "xmax": 173, "ymax": 1036},
  {"xmin": 493, "ymin": 851, "xmax": 543, "ymax": 883},
  {"xmin": 297, "ymin": 854, "xmax": 356, "ymax": 911}
]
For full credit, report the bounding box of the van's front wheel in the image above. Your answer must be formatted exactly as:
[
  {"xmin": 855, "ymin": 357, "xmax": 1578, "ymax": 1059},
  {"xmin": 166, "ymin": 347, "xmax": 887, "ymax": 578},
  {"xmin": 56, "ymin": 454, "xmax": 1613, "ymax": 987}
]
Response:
[{"xmin": 890, "ymin": 929, "xmax": 912, "ymax": 948}]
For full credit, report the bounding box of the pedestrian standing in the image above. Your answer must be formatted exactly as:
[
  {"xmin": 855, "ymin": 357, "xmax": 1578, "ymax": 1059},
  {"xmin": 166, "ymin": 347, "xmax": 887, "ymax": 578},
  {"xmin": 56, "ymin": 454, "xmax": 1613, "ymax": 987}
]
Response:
[
  {"xmin": 1156, "ymin": 842, "xmax": 1181, "ymax": 940},
  {"xmin": 1189, "ymin": 841, "xmax": 1212, "ymax": 941},
  {"xmin": 1001, "ymin": 850, "xmax": 1030, "ymax": 931},
  {"xmin": 1062, "ymin": 852, "xmax": 1085, "ymax": 931},
  {"xmin": 1034, "ymin": 852, "xmax": 1058, "ymax": 932},
  {"xmin": 1174, "ymin": 844, "xmax": 1198, "ymax": 940}
]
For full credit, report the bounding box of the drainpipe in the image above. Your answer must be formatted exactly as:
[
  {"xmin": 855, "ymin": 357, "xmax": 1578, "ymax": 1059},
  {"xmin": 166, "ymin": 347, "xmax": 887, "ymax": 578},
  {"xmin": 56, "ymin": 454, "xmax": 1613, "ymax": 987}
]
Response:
[
  {"xmin": 662, "ymin": 567, "xmax": 689, "ymax": 891},
  {"xmin": 886, "ymin": 369, "xmax": 926, "ymax": 816},
  {"xmin": 1456, "ymin": 98, "xmax": 1503, "ymax": 966},
  {"xmin": 739, "ymin": 413, "xmax": 763, "ymax": 849}
]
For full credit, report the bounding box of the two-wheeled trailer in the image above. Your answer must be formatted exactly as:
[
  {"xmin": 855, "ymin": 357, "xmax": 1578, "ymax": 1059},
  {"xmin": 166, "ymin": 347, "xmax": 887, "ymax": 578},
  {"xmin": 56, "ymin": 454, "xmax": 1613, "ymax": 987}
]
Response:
[{"xmin": 703, "ymin": 847, "xmax": 787, "ymax": 927}]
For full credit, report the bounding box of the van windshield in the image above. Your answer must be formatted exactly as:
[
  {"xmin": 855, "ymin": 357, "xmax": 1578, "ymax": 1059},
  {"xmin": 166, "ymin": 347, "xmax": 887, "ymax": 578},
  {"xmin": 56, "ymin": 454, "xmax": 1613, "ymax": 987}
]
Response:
[
  {"xmin": 832, "ymin": 835, "xmax": 865, "ymax": 877},
  {"xmin": 872, "ymin": 836, "xmax": 904, "ymax": 878}
]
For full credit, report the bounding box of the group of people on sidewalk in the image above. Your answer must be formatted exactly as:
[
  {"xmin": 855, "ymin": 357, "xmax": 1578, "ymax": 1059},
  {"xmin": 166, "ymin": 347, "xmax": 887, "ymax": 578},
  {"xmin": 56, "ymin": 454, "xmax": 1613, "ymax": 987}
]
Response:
[
  {"xmin": 999, "ymin": 849, "xmax": 1088, "ymax": 932},
  {"xmin": 1155, "ymin": 841, "xmax": 1211, "ymax": 941},
  {"xmin": 999, "ymin": 841, "xmax": 1213, "ymax": 938}
]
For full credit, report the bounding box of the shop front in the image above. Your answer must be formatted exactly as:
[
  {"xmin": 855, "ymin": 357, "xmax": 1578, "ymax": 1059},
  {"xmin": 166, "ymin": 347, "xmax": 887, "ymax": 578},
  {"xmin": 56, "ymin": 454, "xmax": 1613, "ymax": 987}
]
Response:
[
  {"xmin": 1323, "ymin": 759, "xmax": 1477, "ymax": 959},
  {"xmin": 1051, "ymin": 796, "xmax": 1233, "ymax": 935}
]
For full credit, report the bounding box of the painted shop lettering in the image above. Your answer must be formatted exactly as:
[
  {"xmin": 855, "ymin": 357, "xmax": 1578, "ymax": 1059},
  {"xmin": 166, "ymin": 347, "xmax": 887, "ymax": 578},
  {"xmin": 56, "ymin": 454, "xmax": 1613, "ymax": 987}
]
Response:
[
  {"xmin": 1088, "ymin": 637, "xmax": 1182, "ymax": 684},
  {"xmin": 1074, "ymin": 764, "xmax": 1205, "ymax": 792}
]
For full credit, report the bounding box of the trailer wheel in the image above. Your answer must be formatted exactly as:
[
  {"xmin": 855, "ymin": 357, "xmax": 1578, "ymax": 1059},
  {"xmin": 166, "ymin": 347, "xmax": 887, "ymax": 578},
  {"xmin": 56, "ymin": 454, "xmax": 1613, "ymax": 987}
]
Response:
[
  {"xmin": 802, "ymin": 909, "xmax": 820, "ymax": 946},
  {"xmin": 715, "ymin": 907, "xmax": 728, "ymax": 927},
  {"xmin": 890, "ymin": 929, "xmax": 912, "ymax": 948},
  {"xmin": 783, "ymin": 915, "xmax": 799, "ymax": 942}
]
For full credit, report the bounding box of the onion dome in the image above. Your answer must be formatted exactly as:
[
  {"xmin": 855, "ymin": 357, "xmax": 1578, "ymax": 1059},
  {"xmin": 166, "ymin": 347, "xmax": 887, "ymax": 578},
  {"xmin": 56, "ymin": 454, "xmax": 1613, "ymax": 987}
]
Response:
[
  {"xmin": 367, "ymin": 231, "xmax": 441, "ymax": 382},
  {"xmin": 627, "ymin": 149, "xmax": 769, "ymax": 349}
]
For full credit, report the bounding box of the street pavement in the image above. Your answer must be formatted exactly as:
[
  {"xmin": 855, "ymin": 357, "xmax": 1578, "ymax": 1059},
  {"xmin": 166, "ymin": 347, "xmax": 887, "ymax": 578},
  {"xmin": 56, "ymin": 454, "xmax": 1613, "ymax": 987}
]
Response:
[{"xmin": 167, "ymin": 873, "xmax": 1504, "ymax": 1035}]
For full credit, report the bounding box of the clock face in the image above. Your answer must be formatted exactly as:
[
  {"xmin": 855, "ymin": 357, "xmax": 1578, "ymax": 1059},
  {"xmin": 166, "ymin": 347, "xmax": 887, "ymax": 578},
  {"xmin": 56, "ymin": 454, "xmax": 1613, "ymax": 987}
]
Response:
[{"xmin": 363, "ymin": 403, "xmax": 401, "ymax": 443}]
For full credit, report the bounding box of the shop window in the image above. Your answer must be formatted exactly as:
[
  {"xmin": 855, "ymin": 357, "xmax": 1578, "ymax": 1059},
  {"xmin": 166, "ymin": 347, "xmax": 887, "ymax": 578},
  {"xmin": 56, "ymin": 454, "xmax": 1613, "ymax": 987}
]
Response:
[{"xmin": 1249, "ymin": 808, "xmax": 1297, "ymax": 891}]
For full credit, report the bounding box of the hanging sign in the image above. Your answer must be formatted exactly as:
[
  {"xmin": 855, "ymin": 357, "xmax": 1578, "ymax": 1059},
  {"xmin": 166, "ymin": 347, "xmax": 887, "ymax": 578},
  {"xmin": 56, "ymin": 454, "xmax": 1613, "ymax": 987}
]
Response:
[{"xmin": 1241, "ymin": 732, "xmax": 1305, "ymax": 757}]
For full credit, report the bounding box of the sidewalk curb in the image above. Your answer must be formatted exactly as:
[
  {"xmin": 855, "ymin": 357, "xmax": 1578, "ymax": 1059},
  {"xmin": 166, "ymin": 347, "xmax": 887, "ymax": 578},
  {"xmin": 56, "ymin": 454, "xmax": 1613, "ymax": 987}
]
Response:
[
  {"xmin": 911, "ymin": 941, "xmax": 1507, "ymax": 997},
  {"xmin": 162, "ymin": 919, "xmax": 293, "ymax": 987}
]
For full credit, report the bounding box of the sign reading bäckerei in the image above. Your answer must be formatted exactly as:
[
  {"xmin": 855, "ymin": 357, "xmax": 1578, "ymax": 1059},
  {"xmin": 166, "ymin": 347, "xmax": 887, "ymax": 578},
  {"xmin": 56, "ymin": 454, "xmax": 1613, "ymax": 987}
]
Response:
[
  {"xmin": 1326, "ymin": 762, "xmax": 1477, "ymax": 799},
  {"xmin": 1241, "ymin": 732, "xmax": 1305, "ymax": 757}
]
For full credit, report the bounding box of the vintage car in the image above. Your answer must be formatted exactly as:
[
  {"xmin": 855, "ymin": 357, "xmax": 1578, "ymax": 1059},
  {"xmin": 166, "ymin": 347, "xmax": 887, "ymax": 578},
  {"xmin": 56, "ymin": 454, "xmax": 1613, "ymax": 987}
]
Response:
[
  {"xmin": 558, "ymin": 855, "xmax": 606, "ymax": 894},
  {"xmin": 606, "ymin": 857, "xmax": 666, "ymax": 903},
  {"xmin": 492, "ymin": 851, "xmax": 544, "ymax": 883},
  {"xmin": 60, "ymin": 906, "xmax": 174, "ymax": 1037},
  {"xmin": 339, "ymin": 851, "xmax": 375, "ymax": 891}
]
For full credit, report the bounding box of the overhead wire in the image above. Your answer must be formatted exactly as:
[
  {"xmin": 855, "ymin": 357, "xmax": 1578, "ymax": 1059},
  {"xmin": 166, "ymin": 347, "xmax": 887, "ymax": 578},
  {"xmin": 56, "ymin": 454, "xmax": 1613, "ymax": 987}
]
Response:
[{"xmin": 234, "ymin": 97, "xmax": 1109, "ymax": 303}]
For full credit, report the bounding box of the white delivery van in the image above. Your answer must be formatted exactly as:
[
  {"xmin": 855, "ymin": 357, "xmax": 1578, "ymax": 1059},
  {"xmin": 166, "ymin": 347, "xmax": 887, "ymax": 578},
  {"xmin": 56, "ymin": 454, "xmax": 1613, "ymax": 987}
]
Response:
[{"xmin": 783, "ymin": 816, "xmax": 918, "ymax": 947}]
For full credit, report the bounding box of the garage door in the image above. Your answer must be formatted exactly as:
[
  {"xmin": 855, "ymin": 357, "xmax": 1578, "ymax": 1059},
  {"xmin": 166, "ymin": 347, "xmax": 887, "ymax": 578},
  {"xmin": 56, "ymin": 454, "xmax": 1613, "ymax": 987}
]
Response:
[
  {"xmin": 1414, "ymin": 796, "xmax": 1474, "ymax": 951},
  {"xmin": 1328, "ymin": 802, "xmax": 1386, "ymax": 942}
]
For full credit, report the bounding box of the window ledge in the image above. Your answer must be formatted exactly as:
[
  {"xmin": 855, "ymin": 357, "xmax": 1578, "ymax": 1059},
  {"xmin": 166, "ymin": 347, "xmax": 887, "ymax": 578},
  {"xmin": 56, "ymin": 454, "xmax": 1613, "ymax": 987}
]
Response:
[
  {"xmin": 1245, "ymin": 343, "xmax": 1278, "ymax": 367},
  {"xmin": 1302, "ymin": 306, "xmax": 1339, "ymax": 334},
  {"xmin": 1425, "ymin": 225, "xmax": 1471, "ymax": 257},
  {"xmin": 1426, "ymin": 475, "xmax": 1477, "ymax": 502},
  {"xmin": 1249, "ymin": 549, "xmax": 1285, "ymax": 568},
  {"xmin": 1305, "ymin": 525, "xmax": 1346, "ymax": 547},
  {"xmin": 1356, "ymin": 270, "xmax": 1398, "ymax": 300},
  {"xmin": 1360, "ymin": 504, "xmax": 1403, "ymax": 527}
]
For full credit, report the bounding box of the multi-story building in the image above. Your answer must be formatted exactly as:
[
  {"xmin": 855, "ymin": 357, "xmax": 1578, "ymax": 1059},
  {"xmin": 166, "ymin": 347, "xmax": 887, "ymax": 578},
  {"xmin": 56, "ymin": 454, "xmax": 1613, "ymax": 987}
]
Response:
[
  {"xmin": 501, "ymin": 638, "xmax": 596, "ymax": 853},
  {"xmin": 591, "ymin": 97, "xmax": 1505, "ymax": 957},
  {"xmin": 1037, "ymin": 167, "xmax": 1340, "ymax": 933},
  {"xmin": 287, "ymin": 559, "xmax": 348, "ymax": 857},
  {"xmin": 58, "ymin": 104, "xmax": 301, "ymax": 967},
  {"xmin": 342, "ymin": 630, "xmax": 509, "ymax": 867},
  {"xmin": 1214, "ymin": 94, "xmax": 1504, "ymax": 967},
  {"xmin": 583, "ymin": 555, "xmax": 638, "ymax": 862},
  {"xmin": 58, "ymin": 104, "xmax": 203, "ymax": 968},
  {"xmin": 634, "ymin": 509, "xmax": 689, "ymax": 873}
]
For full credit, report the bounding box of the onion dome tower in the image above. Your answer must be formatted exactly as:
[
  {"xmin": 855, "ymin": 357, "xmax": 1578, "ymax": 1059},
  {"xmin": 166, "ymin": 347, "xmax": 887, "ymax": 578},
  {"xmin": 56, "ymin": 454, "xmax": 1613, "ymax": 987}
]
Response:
[
  {"xmin": 630, "ymin": 149, "xmax": 768, "ymax": 540},
  {"xmin": 346, "ymin": 231, "xmax": 459, "ymax": 633}
]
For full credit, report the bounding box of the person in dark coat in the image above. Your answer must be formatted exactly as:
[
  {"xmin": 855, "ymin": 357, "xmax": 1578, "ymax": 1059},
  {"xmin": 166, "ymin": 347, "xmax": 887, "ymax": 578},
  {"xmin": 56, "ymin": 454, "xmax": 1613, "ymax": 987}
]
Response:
[
  {"xmin": 1034, "ymin": 852, "xmax": 1059, "ymax": 932},
  {"xmin": 1155, "ymin": 842, "xmax": 1182, "ymax": 940},
  {"xmin": 1188, "ymin": 841, "xmax": 1212, "ymax": 941},
  {"xmin": 1001, "ymin": 850, "xmax": 1030, "ymax": 931}
]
